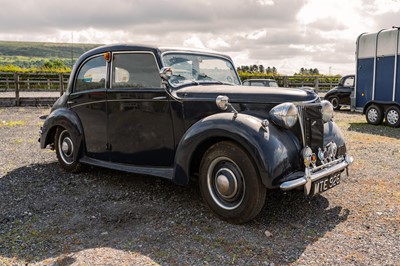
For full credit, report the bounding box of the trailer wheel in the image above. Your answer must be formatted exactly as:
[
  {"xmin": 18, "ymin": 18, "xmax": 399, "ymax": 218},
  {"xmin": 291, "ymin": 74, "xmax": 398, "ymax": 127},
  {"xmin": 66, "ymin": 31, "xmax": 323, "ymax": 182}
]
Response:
[
  {"xmin": 366, "ymin": 105, "xmax": 383, "ymax": 125},
  {"xmin": 329, "ymin": 96, "xmax": 341, "ymax": 110},
  {"xmin": 385, "ymin": 105, "xmax": 400, "ymax": 127}
]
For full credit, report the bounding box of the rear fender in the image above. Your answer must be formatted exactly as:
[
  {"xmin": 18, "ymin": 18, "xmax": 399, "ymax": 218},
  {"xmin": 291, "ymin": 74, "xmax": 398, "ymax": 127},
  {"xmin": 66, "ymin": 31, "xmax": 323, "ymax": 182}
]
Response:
[
  {"xmin": 40, "ymin": 108, "xmax": 85, "ymax": 160},
  {"xmin": 172, "ymin": 112, "xmax": 302, "ymax": 188}
]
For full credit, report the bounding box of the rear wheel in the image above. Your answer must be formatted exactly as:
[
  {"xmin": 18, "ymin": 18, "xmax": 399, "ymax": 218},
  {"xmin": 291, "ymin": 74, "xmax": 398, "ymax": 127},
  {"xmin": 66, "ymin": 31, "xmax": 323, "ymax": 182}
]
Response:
[
  {"xmin": 366, "ymin": 105, "xmax": 383, "ymax": 125},
  {"xmin": 199, "ymin": 141, "xmax": 266, "ymax": 224},
  {"xmin": 385, "ymin": 105, "xmax": 400, "ymax": 127},
  {"xmin": 329, "ymin": 96, "xmax": 341, "ymax": 110},
  {"xmin": 55, "ymin": 127, "xmax": 85, "ymax": 173}
]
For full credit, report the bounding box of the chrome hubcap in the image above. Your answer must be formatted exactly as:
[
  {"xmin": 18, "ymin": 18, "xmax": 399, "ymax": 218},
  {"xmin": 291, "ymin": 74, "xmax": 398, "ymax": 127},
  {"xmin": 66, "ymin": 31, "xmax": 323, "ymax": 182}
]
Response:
[
  {"xmin": 62, "ymin": 138, "xmax": 73, "ymax": 156},
  {"xmin": 215, "ymin": 168, "xmax": 238, "ymax": 200},
  {"xmin": 331, "ymin": 98, "xmax": 339, "ymax": 108},
  {"xmin": 58, "ymin": 130, "xmax": 74, "ymax": 165},
  {"xmin": 207, "ymin": 157, "xmax": 245, "ymax": 210},
  {"xmin": 368, "ymin": 108, "xmax": 378, "ymax": 122},
  {"xmin": 387, "ymin": 110, "xmax": 399, "ymax": 125}
]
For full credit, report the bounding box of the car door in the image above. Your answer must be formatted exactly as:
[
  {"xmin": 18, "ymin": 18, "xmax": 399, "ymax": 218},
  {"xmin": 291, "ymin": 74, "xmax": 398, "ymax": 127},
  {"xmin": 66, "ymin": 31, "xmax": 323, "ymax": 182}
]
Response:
[
  {"xmin": 68, "ymin": 54, "xmax": 108, "ymax": 160},
  {"xmin": 107, "ymin": 52, "xmax": 175, "ymax": 167},
  {"xmin": 340, "ymin": 76, "xmax": 354, "ymax": 105}
]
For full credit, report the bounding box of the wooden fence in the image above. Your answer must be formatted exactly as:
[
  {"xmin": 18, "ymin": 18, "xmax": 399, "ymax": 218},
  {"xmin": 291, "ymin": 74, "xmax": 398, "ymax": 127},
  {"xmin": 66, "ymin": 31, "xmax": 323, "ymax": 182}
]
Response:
[{"xmin": 0, "ymin": 72, "xmax": 340, "ymax": 106}]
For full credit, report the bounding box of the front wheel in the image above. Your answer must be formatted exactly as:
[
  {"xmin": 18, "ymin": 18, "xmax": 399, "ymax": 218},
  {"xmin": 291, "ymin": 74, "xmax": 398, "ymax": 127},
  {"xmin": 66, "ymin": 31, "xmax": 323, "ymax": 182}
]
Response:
[
  {"xmin": 385, "ymin": 105, "xmax": 400, "ymax": 127},
  {"xmin": 55, "ymin": 127, "xmax": 85, "ymax": 173},
  {"xmin": 199, "ymin": 141, "xmax": 266, "ymax": 224}
]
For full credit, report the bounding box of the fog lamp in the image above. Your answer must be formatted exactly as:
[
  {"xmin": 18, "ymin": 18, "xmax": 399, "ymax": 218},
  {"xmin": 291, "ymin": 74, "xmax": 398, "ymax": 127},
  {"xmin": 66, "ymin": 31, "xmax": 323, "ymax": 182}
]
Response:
[{"xmin": 301, "ymin": 146, "xmax": 313, "ymax": 168}]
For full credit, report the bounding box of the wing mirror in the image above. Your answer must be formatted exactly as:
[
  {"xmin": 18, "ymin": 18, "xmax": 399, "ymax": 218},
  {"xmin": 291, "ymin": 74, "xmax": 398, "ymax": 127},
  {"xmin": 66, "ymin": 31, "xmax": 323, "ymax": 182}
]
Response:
[
  {"xmin": 216, "ymin": 95, "xmax": 238, "ymax": 118},
  {"xmin": 160, "ymin": 67, "xmax": 173, "ymax": 81}
]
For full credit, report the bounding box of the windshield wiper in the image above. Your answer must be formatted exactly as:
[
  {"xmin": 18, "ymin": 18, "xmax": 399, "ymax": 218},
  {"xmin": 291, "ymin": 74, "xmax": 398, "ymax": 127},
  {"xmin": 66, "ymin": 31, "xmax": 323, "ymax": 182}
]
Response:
[{"xmin": 197, "ymin": 74, "xmax": 234, "ymax": 85}]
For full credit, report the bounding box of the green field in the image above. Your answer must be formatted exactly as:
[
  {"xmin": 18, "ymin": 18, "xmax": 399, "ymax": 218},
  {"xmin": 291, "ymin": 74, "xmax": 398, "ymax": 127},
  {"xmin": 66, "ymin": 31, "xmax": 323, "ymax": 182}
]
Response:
[{"xmin": 0, "ymin": 41, "xmax": 101, "ymax": 68}]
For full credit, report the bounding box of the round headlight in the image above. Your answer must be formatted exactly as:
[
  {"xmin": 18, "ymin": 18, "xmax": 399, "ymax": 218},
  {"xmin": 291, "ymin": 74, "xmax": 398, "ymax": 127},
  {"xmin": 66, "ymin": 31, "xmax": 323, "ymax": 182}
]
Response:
[
  {"xmin": 269, "ymin": 102, "xmax": 298, "ymax": 129},
  {"xmin": 321, "ymin": 100, "xmax": 334, "ymax": 122}
]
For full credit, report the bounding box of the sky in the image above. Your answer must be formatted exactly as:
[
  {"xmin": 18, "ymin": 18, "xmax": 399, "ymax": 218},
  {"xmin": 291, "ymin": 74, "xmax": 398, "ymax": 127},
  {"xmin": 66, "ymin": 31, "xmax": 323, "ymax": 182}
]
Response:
[{"xmin": 0, "ymin": 0, "xmax": 399, "ymax": 75}]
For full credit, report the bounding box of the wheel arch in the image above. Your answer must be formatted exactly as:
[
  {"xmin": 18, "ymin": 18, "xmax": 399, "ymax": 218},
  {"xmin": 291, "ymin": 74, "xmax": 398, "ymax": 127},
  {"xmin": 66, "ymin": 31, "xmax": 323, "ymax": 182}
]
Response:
[
  {"xmin": 40, "ymin": 108, "xmax": 85, "ymax": 160},
  {"xmin": 172, "ymin": 112, "xmax": 302, "ymax": 188}
]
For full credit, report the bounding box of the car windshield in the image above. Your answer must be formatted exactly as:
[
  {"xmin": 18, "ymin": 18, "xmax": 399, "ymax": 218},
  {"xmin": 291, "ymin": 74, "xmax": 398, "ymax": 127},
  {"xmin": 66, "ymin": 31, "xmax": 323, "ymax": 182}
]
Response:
[{"xmin": 162, "ymin": 53, "xmax": 240, "ymax": 87}]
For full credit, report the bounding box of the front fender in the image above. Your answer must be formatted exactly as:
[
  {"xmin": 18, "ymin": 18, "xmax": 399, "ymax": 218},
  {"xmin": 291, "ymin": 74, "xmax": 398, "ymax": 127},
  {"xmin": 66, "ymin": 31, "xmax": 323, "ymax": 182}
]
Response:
[
  {"xmin": 40, "ymin": 108, "xmax": 85, "ymax": 160},
  {"xmin": 173, "ymin": 112, "xmax": 302, "ymax": 188}
]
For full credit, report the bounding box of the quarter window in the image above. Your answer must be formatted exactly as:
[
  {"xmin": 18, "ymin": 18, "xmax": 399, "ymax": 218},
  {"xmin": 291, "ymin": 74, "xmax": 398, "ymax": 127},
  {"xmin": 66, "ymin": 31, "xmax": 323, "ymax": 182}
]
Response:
[
  {"xmin": 343, "ymin": 76, "xmax": 354, "ymax": 87},
  {"xmin": 75, "ymin": 56, "xmax": 107, "ymax": 92},
  {"xmin": 112, "ymin": 53, "xmax": 161, "ymax": 88}
]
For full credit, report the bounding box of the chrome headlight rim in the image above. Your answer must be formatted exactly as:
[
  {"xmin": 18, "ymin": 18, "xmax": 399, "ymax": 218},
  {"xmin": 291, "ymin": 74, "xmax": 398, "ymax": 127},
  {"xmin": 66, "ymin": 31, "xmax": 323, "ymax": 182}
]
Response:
[
  {"xmin": 321, "ymin": 100, "xmax": 334, "ymax": 123},
  {"xmin": 269, "ymin": 102, "xmax": 299, "ymax": 129}
]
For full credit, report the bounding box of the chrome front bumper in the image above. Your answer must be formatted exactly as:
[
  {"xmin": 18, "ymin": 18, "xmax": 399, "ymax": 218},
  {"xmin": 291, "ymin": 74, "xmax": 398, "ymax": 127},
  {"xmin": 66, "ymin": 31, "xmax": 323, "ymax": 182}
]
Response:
[{"xmin": 280, "ymin": 155, "xmax": 354, "ymax": 195}]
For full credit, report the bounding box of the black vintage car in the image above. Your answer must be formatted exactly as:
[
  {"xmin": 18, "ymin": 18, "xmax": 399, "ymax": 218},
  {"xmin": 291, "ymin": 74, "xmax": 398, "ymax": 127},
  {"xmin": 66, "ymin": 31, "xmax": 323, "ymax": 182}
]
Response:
[
  {"xmin": 40, "ymin": 44, "xmax": 353, "ymax": 223},
  {"xmin": 324, "ymin": 75, "xmax": 355, "ymax": 110}
]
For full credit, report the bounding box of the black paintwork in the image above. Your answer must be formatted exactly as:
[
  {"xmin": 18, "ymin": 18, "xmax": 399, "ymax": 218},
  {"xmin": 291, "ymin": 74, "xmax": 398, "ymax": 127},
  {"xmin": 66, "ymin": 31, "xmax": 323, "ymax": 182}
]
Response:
[
  {"xmin": 40, "ymin": 44, "xmax": 346, "ymax": 189},
  {"xmin": 324, "ymin": 75, "xmax": 355, "ymax": 106}
]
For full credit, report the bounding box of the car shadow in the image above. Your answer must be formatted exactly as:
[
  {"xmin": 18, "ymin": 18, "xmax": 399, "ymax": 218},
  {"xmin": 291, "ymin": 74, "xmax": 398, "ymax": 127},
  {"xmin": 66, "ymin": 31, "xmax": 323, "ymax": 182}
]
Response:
[
  {"xmin": 348, "ymin": 122, "xmax": 400, "ymax": 139},
  {"xmin": 0, "ymin": 163, "xmax": 348, "ymax": 265}
]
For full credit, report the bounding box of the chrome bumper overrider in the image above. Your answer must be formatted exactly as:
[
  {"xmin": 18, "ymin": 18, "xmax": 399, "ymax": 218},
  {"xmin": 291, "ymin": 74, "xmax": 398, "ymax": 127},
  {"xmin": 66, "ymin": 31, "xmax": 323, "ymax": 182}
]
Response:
[{"xmin": 280, "ymin": 155, "xmax": 354, "ymax": 195}]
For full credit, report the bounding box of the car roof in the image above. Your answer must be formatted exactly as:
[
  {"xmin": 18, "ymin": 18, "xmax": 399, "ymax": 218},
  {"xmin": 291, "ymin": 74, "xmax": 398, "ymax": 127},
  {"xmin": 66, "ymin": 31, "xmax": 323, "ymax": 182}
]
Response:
[{"xmin": 79, "ymin": 44, "xmax": 231, "ymax": 62}]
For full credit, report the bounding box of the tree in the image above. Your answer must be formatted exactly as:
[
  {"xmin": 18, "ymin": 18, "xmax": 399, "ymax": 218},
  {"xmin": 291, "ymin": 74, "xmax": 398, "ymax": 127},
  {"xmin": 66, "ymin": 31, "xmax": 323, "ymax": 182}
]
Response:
[{"xmin": 42, "ymin": 59, "xmax": 67, "ymax": 69}]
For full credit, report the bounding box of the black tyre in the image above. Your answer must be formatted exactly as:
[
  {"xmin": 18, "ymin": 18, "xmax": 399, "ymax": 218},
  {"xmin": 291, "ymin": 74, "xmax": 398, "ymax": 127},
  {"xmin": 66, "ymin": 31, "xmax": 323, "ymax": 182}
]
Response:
[
  {"xmin": 329, "ymin": 96, "xmax": 341, "ymax": 110},
  {"xmin": 55, "ymin": 127, "xmax": 85, "ymax": 173},
  {"xmin": 199, "ymin": 141, "xmax": 266, "ymax": 224},
  {"xmin": 385, "ymin": 105, "xmax": 400, "ymax": 127},
  {"xmin": 365, "ymin": 105, "xmax": 383, "ymax": 125}
]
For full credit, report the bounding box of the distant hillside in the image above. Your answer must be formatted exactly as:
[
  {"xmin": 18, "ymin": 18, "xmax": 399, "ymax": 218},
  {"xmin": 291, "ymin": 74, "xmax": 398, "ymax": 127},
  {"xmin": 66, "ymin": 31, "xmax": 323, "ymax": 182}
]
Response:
[{"xmin": 0, "ymin": 41, "xmax": 101, "ymax": 68}]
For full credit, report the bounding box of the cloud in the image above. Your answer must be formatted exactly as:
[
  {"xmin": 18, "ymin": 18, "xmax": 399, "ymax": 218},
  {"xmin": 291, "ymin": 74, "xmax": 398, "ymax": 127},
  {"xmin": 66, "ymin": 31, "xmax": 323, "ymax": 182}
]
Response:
[{"xmin": 0, "ymin": 0, "xmax": 399, "ymax": 75}]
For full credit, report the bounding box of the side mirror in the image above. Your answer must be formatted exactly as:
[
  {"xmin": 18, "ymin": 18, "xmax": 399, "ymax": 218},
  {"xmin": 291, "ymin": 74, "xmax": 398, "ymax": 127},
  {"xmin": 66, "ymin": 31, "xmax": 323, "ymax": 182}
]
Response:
[
  {"xmin": 160, "ymin": 67, "xmax": 173, "ymax": 81},
  {"xmin": 216, "ymin": 95, "xmax": 230, "ymax": 110}
]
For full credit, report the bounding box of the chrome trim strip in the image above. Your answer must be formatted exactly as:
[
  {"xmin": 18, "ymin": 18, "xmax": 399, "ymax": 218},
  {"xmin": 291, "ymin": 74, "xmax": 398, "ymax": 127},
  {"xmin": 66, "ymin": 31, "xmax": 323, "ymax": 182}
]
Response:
[
  {"xmin": 393, "ymin": 29, "xmax": 399, "ymax": 101},
  {"xmin": 106, "ymin": 98, "xmax": 169, "ymax": 103},
  {"xmin": 296, "ymin": 105, "xmax": 306, "ymax": 147},
  {"xmin": 280, "ymin": 155, "xmax": 354, "ymax": 194},
  {"xmin": 70, "ymin": 100, "xmax": 106, "ymax": 109}
]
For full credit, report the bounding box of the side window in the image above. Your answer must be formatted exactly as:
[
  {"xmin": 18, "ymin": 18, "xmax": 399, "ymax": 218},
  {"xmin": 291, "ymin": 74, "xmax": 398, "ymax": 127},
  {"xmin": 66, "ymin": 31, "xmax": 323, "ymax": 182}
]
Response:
[
  {"xmin": 251, "ymin": 81, "xmax": 266, "ymax": 87},
  {"xmin": 112, "ymin": 53, "xmax": 161, "ymax": 89},
  {"xmin": 75, "ymin": 56, "xmax": 107, "ymax": 92},
  {"xmin": 243, "ymin": 81, "xmax": 250, "ymax": 86},
  {"xmin": 343, "ymin": 76, "xmax": 354, "ymax": 87}
]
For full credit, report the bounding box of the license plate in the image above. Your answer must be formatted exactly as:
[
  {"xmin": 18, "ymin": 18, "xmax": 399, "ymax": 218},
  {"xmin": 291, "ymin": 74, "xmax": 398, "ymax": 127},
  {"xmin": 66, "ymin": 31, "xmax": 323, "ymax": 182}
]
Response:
[{"xmin": 311, "ymin": 172, "xmax": 341, "ymax": 195}]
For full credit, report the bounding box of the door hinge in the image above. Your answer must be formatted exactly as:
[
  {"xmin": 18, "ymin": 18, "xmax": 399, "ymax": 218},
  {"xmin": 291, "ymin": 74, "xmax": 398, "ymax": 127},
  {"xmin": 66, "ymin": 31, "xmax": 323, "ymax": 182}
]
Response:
[{"xmin": 106, "ymin": 143, "xmax": 112, "ymax": 151}]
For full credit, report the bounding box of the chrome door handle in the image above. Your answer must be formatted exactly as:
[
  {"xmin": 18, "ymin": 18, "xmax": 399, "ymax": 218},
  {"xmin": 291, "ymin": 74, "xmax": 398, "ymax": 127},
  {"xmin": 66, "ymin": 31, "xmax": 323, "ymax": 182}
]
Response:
[{"xmin": 152, "ymin": 96, "xmax": 167, "ymax": 100}]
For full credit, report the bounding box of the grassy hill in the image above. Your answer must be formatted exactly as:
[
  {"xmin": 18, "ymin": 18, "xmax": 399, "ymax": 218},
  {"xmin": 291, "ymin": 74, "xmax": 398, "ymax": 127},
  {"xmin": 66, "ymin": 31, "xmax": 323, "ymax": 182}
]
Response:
[{"xmin": 0, "ymin": 41, "xmax": 101, "ymax": 68}]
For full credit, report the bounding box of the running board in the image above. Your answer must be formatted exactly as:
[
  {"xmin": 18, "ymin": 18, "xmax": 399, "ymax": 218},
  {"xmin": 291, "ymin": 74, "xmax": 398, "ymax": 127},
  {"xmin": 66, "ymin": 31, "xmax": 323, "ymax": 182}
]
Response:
[{"xmin": 80, "ymin": 157, "xmax": 174, "ymax": 180}]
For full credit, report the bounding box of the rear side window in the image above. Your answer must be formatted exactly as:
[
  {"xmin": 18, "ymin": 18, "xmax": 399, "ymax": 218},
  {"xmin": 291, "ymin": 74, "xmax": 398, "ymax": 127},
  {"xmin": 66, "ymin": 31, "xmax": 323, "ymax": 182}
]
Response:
[
  {"xmin": 343, "ymin": 76, "xmax": 354, "ymax": 87},
  {"xmin": 112, "ymin": 53, "xmax": 161, "ymax": 89},
  {"xmin": 75, "ymin": 56, "xmax": 107, "ymax": 92}
]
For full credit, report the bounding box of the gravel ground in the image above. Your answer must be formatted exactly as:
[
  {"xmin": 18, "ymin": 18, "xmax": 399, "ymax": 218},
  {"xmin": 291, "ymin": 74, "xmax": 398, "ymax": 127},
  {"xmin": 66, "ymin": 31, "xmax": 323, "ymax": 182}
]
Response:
[{"xmin": 0, "ymin": 107, "xmax": 399, "ymax": 265}]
